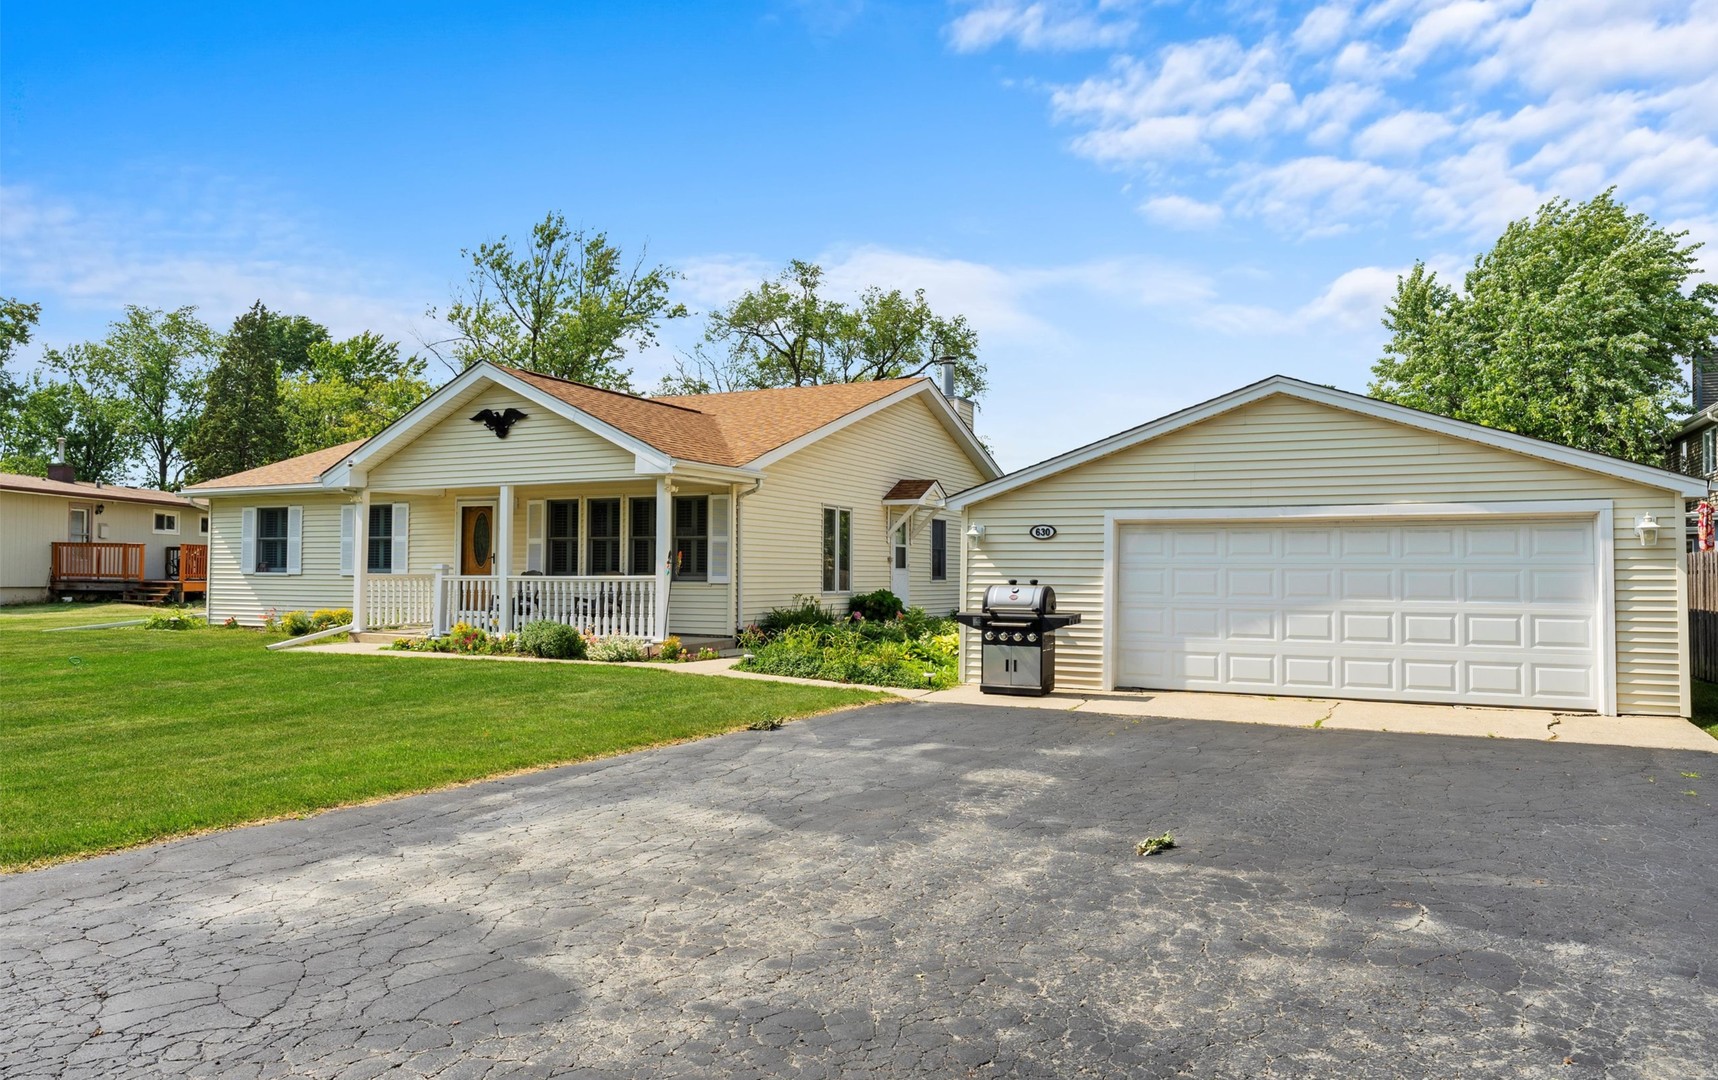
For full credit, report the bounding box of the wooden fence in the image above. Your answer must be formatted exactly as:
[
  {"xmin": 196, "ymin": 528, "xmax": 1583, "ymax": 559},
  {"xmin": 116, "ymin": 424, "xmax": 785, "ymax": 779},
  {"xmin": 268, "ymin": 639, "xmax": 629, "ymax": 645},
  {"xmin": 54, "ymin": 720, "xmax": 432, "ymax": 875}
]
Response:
[{"xmin": 1688, "ymin": 551, "xmax": 1718, "ymax": 681}]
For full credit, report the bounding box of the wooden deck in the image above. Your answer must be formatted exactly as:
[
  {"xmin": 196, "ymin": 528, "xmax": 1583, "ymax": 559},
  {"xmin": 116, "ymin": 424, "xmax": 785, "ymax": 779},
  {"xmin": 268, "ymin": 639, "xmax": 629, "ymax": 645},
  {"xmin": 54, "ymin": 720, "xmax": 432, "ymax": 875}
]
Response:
[{"xmin": 50, "ymin": 542, "xmax": 207, "ymax": 603}]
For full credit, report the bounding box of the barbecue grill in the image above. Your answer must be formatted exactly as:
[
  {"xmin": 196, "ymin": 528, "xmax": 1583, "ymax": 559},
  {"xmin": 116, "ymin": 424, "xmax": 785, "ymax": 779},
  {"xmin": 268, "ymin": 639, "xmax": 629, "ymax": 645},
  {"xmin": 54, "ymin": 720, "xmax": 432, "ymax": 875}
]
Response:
[{"xmin": 954, "ymin": 580, "xmax": 1082, "ymax": 696}]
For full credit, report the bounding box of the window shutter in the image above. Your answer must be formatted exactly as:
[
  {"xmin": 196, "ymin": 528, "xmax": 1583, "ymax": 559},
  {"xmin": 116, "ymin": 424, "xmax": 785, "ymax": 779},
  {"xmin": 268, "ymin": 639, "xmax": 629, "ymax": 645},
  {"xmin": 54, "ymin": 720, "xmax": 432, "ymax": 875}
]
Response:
[
  {"xmin": 286, "ymin": 506, "xmax": 303, "ymax": 575},
  {"xmin": 708, "ymin": 493, "xmax": 731, "ymax": 584},
  {"xmin": 241, "ymin": 507, "xmax": 257, "ymax": 576},
  {"xmin": 340, "ymin": 505, "xmax": 356, "ymax": 576},
  {"xmin": 392, "ymin": 503, "xmax": 409, "ymax": 574},
  {"xmin": 526, "ymin": 500, "xmax": 545, "ymax": 573}
]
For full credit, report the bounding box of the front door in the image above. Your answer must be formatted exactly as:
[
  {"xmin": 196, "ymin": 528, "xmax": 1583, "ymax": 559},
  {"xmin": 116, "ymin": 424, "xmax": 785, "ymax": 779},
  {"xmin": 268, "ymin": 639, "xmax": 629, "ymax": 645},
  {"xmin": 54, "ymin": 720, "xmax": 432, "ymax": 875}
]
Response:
[
  {"xmin": 891, "ymin": 522, "xmax": 910, "ymax": 604},
  {"xmin": 460, "ymin": 505, "xmax": 496, "ymax": 575}
]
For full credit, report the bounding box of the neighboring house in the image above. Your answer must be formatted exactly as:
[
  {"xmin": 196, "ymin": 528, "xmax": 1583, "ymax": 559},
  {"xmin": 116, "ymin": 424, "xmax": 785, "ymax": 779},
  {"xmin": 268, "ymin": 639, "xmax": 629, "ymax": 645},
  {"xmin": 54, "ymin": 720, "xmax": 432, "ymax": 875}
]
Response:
[
  {"xmin": 1670, "ymin": 367, "xmax": 1716, "ymax": 548},
  {"xmin": 0, "ymin": 461, "xmax": 208, "ymax": 605},
  {"xmin": 948, "ymin": 375, "xmax": 1705, "ymax": 718},
  {"xmin": 183, "ymin": 361, "xmax": 997, "ymax": 638}
]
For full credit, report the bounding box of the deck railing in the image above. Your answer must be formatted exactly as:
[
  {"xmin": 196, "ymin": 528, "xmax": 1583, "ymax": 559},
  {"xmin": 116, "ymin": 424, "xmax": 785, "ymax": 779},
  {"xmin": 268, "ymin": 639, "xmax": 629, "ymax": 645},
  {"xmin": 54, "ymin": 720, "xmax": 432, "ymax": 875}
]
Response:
[
  {"xmin": 178, "ymin": 543, "xmax": 208, "ymax": 584},
  {"xmin": 51, "ymin": 542, "xmax": 145, "ymax": 583},
  {"xmin": 365, "ymin": 573, "xmax": 435, "ymax": 628},
  {"xmin": 432, "ymin": 572, "xmax": 657, "ymax": 639}
]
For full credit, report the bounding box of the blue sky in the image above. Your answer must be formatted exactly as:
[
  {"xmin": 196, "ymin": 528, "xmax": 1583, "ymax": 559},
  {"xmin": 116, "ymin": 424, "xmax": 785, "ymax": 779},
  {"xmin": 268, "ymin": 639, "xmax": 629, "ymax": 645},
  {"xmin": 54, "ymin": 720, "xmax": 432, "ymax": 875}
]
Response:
[{"xmin": 4, "ymin": 1, "xmax": 1716, "ymax": 468}]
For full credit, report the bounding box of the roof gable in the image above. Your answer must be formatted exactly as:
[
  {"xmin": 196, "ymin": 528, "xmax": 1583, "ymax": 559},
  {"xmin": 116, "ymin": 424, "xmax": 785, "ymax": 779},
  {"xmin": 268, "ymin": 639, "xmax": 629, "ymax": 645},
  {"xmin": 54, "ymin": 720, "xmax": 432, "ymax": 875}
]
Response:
[{"xmin": 949, "ymin": 375, "xmax": 1706, "ymax": 508}]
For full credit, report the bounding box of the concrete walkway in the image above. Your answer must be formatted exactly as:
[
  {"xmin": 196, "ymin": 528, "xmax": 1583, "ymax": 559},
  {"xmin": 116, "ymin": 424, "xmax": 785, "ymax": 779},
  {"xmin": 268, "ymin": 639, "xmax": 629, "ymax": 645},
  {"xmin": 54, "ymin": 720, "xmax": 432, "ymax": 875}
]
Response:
[{"xmin": 292, "ymin": 640, "xmax": 1716, "ymax": 753}]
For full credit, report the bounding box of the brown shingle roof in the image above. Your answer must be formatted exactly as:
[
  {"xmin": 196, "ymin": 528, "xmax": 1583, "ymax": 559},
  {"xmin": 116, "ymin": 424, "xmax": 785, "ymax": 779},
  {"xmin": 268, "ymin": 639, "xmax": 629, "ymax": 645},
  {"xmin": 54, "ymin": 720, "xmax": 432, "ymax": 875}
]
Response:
[
  {"xmin": 190, "ymin": 440, "xmax": 367, "ymax": 490},
  {"xmin": 0, "ymin": 472, "xmax": 205, "ymax": 508},
  {"xmin": 189, "ymin": 366, "xmax": 936, "ymax": 490},
  {"xmin": 655, "ymin": 378, "xmax": 922, "ymax": 465},
  {"xmin": 881, "ymin": 479, "xmax": 940, "ymax": 501}
]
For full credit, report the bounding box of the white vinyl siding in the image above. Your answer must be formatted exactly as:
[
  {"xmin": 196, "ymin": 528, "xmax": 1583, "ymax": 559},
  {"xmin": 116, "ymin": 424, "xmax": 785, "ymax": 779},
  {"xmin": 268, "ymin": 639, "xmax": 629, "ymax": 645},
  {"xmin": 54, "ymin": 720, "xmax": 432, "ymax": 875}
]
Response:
[
  {"xmin": 207, "ymin": 494, "xmax": 351, "ymax": 625},
  {"xmin": 366, "ymin": 384, "xmax": 639, "ymax": 489},
  {"xmin": 1, "ymin": 490, "xmax": 193, "ymax": 597},
  {"xmin": 961, "ymin": 393, "xmax": 1686, "ymax": 717},
  {"xmin": 740, "ymin": 394, "xmax": 987, "ymax": 622}
]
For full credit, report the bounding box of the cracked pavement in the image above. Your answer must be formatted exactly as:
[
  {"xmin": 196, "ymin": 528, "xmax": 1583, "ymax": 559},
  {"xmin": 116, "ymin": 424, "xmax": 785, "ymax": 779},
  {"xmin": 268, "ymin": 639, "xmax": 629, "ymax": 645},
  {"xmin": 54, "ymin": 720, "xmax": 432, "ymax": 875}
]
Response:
[{"xmin": 3, "ymin": 702, "xmax": 1716, "ymax": 1078}]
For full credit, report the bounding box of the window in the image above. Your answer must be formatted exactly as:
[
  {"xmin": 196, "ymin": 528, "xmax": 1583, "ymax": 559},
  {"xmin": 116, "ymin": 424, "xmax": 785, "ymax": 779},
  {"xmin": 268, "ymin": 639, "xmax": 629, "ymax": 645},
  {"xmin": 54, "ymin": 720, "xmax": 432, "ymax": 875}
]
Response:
[
  {"xmin": 153, "ymin": 512, "xmax": 179, "ymax": 534},
  {"xmin": 588, "ymin": 498, "xmax": 622, "ymax": 574},
  {"xmin": 547, "ymin": 500, "xmax": 579, "ymax": 575},
  {"xmin": 673, "ymin": 496, "xmax": 708, "ymax": 579},
  {"xmin": 69, "ymin": 508, "xmax": 90, "ymax": 544},
  {"xmin": 894, "ymin": 523, "xmax": 908, "ymax": 570},
  {"xmin": 256, "ymin": 507, "xmax": 289, "ymax": 573},
  {"xmin": 930, "ymin": 518, "xmax": 948, "ymax": 581},
  {"xmin": 822, "ymin": 507, "xmax": 852, "ymax": 593},
  {"xmin": 629, "ymin": 497, "xmax": 656, "ymax": 574},
  {"xmin": 368, "ymin": 504, "xmax": 393, "ymax": 574},
  {"xmin": 199, "ymin": 516, "xmax": 209, "ymax": 536}
]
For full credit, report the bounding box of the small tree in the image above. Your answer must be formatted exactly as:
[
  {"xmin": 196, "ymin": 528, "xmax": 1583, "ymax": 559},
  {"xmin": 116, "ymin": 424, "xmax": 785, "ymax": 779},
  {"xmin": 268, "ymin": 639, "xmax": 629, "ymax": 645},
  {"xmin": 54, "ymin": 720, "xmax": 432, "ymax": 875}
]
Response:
[
  {"xmin": 1370, "ymin": 190, "xmax": 1718, "ymax": 464},
  {"xmin": 433, "ymin": 212, "xmax": 686, "ymax": 390}
]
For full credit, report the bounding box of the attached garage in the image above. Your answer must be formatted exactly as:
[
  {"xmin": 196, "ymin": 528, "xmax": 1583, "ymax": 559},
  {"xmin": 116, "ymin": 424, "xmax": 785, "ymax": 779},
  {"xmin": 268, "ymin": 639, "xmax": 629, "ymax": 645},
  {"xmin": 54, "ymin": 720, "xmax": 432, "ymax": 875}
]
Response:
[{"xmin": 950, "ymin": 377, "xmax": 1706, "ymax": 717}]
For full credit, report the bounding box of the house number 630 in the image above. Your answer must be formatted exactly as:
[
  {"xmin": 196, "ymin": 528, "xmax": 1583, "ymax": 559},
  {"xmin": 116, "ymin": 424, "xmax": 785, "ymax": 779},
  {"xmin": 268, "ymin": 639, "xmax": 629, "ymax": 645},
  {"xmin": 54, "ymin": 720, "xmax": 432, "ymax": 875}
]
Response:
[{"xmin": 1029, "ymin": 524, "xmax": 1057, "ymax": 540}]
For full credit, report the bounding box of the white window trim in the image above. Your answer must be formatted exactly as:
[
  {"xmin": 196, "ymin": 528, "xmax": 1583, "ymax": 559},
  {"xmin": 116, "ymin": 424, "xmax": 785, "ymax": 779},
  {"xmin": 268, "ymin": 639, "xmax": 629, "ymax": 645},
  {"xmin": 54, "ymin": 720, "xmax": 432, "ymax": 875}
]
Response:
[
  {"xmin": 198, "ymin": 515, "xmax": 209, "ymax": 536},
  {"xmin": 1090, "ymin": 501, "xmax": 1618, "ymax": 715},
  {"xmin": 153, "ymin": 512, "xmax": 181, "ymax": 535},
  {"xmin": 822, "ymin": 505, "xmax": 853, "ymax": 595}
]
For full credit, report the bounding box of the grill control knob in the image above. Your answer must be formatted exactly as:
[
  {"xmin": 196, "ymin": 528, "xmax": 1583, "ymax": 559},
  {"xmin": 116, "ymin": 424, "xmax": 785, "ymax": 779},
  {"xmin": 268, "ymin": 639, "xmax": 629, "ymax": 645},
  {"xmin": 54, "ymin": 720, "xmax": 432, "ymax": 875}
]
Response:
[
  {"xmin": 983, "ymin": 631, "xmax": 993, "ymax": 641},
  {"xmin": 1028, "ymin": 633, "xmax": 1038, "ymax": 643},
  {"xmin": 1013, "ymin": 632, "xmax": 1024, "ymax": 642}
]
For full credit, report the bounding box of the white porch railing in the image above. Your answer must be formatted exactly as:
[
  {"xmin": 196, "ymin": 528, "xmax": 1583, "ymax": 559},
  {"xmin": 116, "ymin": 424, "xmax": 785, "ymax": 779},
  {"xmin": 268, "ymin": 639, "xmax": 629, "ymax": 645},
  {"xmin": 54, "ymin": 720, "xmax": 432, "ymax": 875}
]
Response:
[
  {"xmin": 434, "ymin": 572, "xmax": 657, "ymax": 640},
  {"xmin": 364, "ymin": 574, "xmax": 435, "ymax": 628}
]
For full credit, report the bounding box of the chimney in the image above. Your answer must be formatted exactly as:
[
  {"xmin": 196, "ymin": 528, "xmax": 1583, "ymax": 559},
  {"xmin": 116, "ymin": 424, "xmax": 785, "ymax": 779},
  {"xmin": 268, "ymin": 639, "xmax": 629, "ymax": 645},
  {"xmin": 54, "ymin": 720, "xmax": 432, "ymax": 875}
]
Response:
[
  {"xmin": 47, "ymin": 436, "xmax": 75, "ymax": 483},
  {"xmin": 937, "ymin": 357, "xmax": 978, "ymax": 432}
]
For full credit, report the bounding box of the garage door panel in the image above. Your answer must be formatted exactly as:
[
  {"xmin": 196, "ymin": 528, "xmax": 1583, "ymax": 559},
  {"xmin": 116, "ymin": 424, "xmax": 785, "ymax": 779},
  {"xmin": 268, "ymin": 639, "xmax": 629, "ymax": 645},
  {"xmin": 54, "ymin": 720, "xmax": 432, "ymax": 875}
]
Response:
[{"xmin": 1113, "ymin": 519, "xmax": 1601, "ymax": 710}]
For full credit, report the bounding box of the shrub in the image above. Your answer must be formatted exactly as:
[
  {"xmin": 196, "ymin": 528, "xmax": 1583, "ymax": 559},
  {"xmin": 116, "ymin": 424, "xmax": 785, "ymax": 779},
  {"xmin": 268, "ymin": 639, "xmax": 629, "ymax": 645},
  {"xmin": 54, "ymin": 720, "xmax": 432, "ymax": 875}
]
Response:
[
  {"xmin": 390, "ymin": 621, "xmax": 518, "ymax": 656},
  {"xmin": 588, "ymin": 635, "xmax": 648, "ymax": 662},
  {"xmin": 144, "ymin": 606, "xmax": 204, "ymax": 631},
  {"xmin": 658, "ymin": 634, "xmax": 685, "ymax": 661},
  {"xmin": 695, "ymin": 647, "xmax": 720, "ymax": 661},
  {"xmin": 848, "ymin": 589, "xmax": 903, "ymax": 622},
  {"xmin": 758, "ymin": 595, "xmax": 835, "ymax": 635},
  {"xmin": 310, "ymin": 608, "xmax": 351, "ymax": 631},
  {"xmin": 517, "ymin": 620, "xmax": 586, "ymax": 660},
  {"xmin": 281, "ymin": 610, "xmax": 314, "ymax": 636},
  {"xmin": 737, "ymin": 624, "xmax": 766, "ymax": 649},
  {"xmin": 734, "ymin": 616, "xmax": 957, "ymax": 690}
]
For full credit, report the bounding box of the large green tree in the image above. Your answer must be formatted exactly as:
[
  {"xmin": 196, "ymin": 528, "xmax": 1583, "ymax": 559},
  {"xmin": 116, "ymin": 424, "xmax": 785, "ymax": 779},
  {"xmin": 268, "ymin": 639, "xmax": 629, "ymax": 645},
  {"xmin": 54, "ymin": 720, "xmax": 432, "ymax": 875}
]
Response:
[
  {"xmin": 279, "ymin": 331, "xmax": 433, "ymax": 455},
  {"xmin": 48, "ymin": 306, "xmax": 217, "ymax": 489},
  {"xmin": 0, "ymin": 370, "xmax": 133, "ymax": 482},
  {"xmin": 185, "ymin": 302, "xmax": 298, "ymax": 481},
  {"xmin": 433, "ymin": 212, "xmax": 685, "ymax": 390},
  {"xmin": 1370, "ymin": 190, "xmax": 1718, "ymax": 464},
  {"xmin": 0, "ymin": 297, "xmax": 42, "ymax": 424},
  {"xmin": 662, "ymin": 259, "xmax": 985, "ymax": 397}
]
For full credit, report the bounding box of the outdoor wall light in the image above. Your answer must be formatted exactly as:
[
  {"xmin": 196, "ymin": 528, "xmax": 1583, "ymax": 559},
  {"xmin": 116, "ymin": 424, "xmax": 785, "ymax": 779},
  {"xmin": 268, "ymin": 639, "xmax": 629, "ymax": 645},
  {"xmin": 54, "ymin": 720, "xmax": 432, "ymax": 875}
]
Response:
[
  {"xmin": 966, "ymin": 523, "xmax": 986, "ymax": 542},
  {"xmin": 1634, "ymin": 513, "xmax": 1661, "ymax": 546}
]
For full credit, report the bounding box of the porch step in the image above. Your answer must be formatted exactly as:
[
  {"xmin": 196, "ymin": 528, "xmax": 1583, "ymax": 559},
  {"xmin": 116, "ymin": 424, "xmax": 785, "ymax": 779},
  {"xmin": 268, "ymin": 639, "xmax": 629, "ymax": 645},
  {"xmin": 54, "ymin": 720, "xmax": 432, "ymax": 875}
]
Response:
[{"xmin": 121, "ymin": 581, "xmax": 178, "ymax": 605}]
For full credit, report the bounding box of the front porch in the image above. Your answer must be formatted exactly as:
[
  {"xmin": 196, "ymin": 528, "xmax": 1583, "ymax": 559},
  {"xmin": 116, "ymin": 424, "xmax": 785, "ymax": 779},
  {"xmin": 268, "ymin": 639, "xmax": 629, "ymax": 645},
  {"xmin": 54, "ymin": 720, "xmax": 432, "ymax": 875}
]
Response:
[{"xmin": 348, "ymin": 474, "xmax": 738, "ymax": 642}]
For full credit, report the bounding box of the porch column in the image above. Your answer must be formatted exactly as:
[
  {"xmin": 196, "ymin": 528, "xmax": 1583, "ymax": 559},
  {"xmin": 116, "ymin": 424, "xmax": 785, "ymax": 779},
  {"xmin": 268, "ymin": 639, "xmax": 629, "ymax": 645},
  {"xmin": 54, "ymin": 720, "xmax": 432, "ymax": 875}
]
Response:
[
  {"xmin": 352, "ymin": 488, "xmax": 370, "ymax": 632},
  {"xmin": 654, "ymin": 476, "xmax": 672, "ymax": 642},
  {"xmin": 497, "ymin": 484, "xmax": 514, "ymax": 633}
]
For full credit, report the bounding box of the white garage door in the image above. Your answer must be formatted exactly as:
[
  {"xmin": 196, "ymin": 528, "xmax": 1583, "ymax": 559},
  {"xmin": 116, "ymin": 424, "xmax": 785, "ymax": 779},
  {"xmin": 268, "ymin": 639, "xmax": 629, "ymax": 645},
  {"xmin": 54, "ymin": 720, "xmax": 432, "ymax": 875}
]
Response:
[{"xmin": 1113, "ymin": 519, "xmax": 1603, "ymax": 710}]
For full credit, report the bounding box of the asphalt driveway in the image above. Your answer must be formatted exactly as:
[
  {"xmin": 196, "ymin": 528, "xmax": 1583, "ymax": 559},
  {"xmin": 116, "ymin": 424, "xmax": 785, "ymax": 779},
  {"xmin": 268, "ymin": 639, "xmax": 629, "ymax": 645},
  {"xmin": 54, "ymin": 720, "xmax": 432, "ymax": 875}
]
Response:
[{"xmin": 3, "ymin": 702, "xmax": 1715, "ymax": 1079}]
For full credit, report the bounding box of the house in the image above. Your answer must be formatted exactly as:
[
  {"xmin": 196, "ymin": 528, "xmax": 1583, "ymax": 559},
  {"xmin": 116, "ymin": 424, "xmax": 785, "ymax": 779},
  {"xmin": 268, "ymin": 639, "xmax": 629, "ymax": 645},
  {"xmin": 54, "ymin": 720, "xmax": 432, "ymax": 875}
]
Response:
[
  {"xmin": 1670, "ymin": 366, "xmax": 1715, "ymax": 548},
  {"xmin": 183, "ymin": 361, "xmax": 998, "ymax": 639},
  {"xmin": 1, "ymin": 453, "xmax": 208, "ymax": 605},
  {"xmin": 947, "ymin": 375, "xmax": 1705, "ymax": 718}
]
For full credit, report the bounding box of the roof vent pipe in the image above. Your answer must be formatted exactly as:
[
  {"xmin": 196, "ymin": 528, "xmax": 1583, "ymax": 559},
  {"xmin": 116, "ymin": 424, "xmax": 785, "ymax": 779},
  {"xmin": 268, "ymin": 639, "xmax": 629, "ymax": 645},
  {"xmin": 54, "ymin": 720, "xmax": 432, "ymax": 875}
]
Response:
[{"xmin": 939, "ymin": 357, "xmax": 957, "ymax": 398}]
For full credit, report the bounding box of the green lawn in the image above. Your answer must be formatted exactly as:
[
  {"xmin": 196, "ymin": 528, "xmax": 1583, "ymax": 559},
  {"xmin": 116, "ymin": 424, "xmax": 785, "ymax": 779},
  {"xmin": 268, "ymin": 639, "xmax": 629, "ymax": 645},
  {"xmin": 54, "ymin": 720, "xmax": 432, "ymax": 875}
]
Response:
[
  {"xmin": 1693, "ymin": 679, "xmax": 1718, "ymax": 740},
  {"xmin": 0, "ymin": 603, "xmax": 884, "ymax": 869}
]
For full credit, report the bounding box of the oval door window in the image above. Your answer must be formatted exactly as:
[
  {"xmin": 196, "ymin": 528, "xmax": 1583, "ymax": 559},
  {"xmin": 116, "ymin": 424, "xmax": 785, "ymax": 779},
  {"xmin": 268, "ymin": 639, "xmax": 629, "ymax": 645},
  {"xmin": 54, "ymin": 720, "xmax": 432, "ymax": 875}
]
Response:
[{"xmin": 472, "ymin": 512, "xmax": 492, "ymax": 564}]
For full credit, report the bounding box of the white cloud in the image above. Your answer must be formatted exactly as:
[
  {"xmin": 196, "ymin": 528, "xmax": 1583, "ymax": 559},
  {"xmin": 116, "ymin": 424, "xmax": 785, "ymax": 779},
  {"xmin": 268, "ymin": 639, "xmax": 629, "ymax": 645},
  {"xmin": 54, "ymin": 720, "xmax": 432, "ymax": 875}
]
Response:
[
  {"xmin": 1296, "ymin": 265, "xmax": 1403, "ymax": 328},
  {"xmin": 0, "ymin": 182, "xmax": 439, "ymax": 364},
  {"xmin": 946, "ymin": 0, "xmax": 1138, "ymax": 53},
  {"xmin": 1294, "ymin": 3, "xmax": 1354, "ymax": 52},
  {"xmin": 1138, "ymin": 194, "xmax": 1226, "ymax": 228},
  {"xmin": 1351, "ymin": 109, "xmax": 1457, "ymax": 157}
]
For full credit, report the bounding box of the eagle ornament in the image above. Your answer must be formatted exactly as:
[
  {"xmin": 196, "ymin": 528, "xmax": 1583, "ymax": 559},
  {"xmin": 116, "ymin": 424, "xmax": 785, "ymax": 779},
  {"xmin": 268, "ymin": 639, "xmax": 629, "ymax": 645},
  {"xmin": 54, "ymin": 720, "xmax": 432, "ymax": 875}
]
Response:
[{"xmin": 470, "ymin": 408, "xmax": 527, "ymax": 438}]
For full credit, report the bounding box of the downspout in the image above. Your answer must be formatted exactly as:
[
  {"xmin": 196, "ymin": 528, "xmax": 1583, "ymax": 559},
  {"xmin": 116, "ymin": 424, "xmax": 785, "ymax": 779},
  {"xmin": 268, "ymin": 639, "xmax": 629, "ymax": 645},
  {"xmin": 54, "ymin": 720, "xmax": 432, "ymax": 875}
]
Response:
[{"xmin": 734, "ymin": 477, "xmax": 764, "ymax": 633}]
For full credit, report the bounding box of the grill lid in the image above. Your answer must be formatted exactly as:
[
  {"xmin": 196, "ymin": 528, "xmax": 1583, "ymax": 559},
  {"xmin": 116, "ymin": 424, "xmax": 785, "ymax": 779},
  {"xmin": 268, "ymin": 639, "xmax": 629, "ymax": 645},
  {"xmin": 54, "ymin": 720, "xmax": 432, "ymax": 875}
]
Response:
[{"xmin": 983, "ymin": 583, "xmax": 1055, "ymax": 615}]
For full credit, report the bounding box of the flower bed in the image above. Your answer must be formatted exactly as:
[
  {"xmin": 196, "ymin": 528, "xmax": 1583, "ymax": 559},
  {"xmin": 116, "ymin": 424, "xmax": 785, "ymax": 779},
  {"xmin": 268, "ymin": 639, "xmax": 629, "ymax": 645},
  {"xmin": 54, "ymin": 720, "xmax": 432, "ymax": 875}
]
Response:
[{"xmin": 735, "ymin": 600, "xmax": 959, "ymax": 690}]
